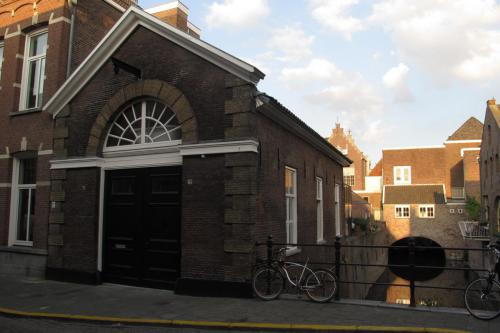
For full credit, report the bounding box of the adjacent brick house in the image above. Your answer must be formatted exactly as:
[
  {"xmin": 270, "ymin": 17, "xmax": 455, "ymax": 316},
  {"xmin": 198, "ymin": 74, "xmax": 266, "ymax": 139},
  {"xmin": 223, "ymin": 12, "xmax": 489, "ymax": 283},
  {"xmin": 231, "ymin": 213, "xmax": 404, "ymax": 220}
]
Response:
[
  {"xmin": 328, "ymin": 123, "xmax": 373, "ymax": 222},
  {"xmin": 0, "ymin": 0, "xmax": 142, "ymax": 278},
  {"xmin": 381, "ymin": 117, "xmax": 483, "ymax": 250},
  {"xmin": 1, "ymin": 2, "xmax": 350, "ymax": 295},
  {"xmin": 480, "ymin": 99, "xmax": 500, "ymax": 238}
]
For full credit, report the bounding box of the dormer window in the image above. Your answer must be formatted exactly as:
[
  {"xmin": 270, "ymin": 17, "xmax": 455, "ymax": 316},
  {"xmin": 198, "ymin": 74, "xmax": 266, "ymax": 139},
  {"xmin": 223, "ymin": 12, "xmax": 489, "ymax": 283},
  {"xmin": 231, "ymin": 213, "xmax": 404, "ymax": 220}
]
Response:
[
  {"xmin": 394, "ymin": 166, "xmax": 411, "ymax": 185},
  {"xmin": 20, "ymin": 30, "xmax": 48, "ymax": 110}
]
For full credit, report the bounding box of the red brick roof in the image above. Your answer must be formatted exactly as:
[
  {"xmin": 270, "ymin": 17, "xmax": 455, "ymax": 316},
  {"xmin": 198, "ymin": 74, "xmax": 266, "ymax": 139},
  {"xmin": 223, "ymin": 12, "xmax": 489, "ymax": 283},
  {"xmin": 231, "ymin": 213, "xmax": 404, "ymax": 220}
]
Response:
[
  {"xmin": 383, "ymin": 185, "xmax": 446, "ymax": 204},
  {"xmin": 447, "ymin": 117, "xmax": 483, "ymax": 141}
]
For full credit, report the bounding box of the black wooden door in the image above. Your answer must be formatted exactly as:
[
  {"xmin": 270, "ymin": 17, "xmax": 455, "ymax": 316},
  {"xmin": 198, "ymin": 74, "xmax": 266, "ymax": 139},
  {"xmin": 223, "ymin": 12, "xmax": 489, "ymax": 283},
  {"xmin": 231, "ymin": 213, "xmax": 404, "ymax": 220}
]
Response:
[{"xmin": 103, "ymin": 166, "xmax": 181, "ymax": 289}]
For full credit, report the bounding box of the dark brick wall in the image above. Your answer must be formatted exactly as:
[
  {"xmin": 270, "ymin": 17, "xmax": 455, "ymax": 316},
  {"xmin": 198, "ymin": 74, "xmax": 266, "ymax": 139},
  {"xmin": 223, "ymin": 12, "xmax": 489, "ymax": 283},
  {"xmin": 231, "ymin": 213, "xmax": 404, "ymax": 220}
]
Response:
[
  {"xmin": 181, "ymin": 155, "xmax": 226, "ymax": 281},
  {"xmin": 71, "ymin": 0, "xmax": 124, "ymax": 72},
  {"xmin": 255, "ymin": 111, "xmax": 345, "ymax": 249},
  {"xmin": 48, "ymin": 168, "xmax": 100, "ymax": 273}
]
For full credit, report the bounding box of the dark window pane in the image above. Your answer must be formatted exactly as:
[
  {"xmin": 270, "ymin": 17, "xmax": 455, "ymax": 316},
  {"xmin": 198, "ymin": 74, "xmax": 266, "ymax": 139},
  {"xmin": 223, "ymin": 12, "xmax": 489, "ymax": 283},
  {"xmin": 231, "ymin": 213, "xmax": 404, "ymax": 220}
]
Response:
[
  {"xmin": 19, "ymin": 159, "xmax": 37, "ymax": 185},
  {"xmin": 16, "ymin": 189, "xmax": 30, "ymax": 241},
  {"xmin": 151, "ymin": 175, "xmax": 179, "ymax": 194}
]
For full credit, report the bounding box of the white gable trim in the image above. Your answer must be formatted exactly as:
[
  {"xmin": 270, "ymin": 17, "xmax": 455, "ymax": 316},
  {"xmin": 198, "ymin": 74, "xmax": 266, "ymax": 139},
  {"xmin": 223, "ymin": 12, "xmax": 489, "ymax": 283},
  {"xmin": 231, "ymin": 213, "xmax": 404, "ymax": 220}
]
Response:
[
  {"xmin": 43, "ymin": 7, "xmax": 264, "ymax": 118},
  {"xmin": 460, "ymin": 147, "xmax": 480, "ymax": 157},
  {"xmin": 103, "ymin": 0, "xmax": 126, "ymax": 12}
]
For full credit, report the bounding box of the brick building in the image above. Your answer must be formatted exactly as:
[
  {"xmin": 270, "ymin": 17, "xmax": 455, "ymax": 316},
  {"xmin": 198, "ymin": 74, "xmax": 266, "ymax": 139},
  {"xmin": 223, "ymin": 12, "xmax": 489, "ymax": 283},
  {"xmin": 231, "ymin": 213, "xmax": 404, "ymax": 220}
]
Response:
[
  {"xmin": 480, "ymin": 99, "xmax": 500, "ymax": 238},
  {"xmin": 0, "ymin": 2, "xmax": 350, "ymax": 294},
  {"xmin": 380, "ymin": 117, "xmax": 483, "ymax": 250},
  {"xmin": 328, "ymin": 122, "xmax": 369, "ymax": 191},
  {"xmin": 328, "ymin": 123, "xmax": 372, "ymax": 222}
]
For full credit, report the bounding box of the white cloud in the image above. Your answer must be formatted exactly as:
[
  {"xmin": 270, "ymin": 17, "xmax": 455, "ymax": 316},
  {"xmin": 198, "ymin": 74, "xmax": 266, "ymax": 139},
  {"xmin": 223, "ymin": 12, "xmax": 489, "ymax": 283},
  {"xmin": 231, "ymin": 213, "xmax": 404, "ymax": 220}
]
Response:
[
  {"xmin": 205, "ymin": 0, "xmax": 270, "ymax": 29},
  {"xmin": 281, "ymin": 59, "xmax": 384, "ymax": 128},
  {"xmin": 372, "ymin": 51, "xmax": 382, "ymax": 61},
  {"xmin": 369, "ymin": 0, "xmax": 500, "ymax": 82},
  {"xmin": 280, "ymin": 58, "xmax": 342, "ymax": 87},
  {"xmin": 242, "ymin": 52, "xmax": 274, "ymax": 75},
  {"xmin": 362, "ymin": 120, "xmax": 392, "ymax": 143},
  {"xmin": 309, "ymin": 0, "xmax": 364, "ymax": 39},
  {"xmin": 382, "ymin": 63, "xmax": 413, "ymax": 102},
  {"xmin": 268, "ymin": 26, "xmax": 315, "ymax": 63}
]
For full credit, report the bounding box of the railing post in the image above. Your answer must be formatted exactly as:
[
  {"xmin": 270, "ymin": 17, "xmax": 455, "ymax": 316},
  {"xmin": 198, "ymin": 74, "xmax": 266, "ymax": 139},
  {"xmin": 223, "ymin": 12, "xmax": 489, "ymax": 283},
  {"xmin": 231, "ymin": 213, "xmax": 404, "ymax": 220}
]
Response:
[
  {"xmin": 266, "ymin": 235, "xmax": 273, "ymax": 266},
  {"xmin": 408, "ymin": 237, "xmax": 416, "ymax": 307},
  {"xmin": 334, "ymin": 236, "xmax": 341, "ymax": 301}
]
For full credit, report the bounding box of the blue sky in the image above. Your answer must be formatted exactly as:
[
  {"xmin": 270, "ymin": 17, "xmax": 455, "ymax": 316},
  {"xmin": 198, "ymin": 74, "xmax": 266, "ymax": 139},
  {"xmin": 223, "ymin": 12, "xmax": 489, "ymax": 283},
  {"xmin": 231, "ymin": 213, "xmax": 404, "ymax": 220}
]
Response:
[{"xmin": 139, "ymin": 0, "xmax": 498, "ymax": 163}]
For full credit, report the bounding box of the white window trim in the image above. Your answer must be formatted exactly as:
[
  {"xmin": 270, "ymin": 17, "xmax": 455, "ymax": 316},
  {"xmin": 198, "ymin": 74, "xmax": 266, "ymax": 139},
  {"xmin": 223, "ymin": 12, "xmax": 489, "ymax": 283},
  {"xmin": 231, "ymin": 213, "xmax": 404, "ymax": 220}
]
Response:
[
  {"xmin": 8, "ymin": 158, "xmax": 36, "ymax": 247},
  {"xmin": 335, "ymin": 183, "xmax": 341, "ymax": 237},
  {"xmin": 394, "ymin": 166, "xmax": 411, "ymax": 185},
  {"xmin": 285, "ymin": 167, "xmax": 297, "ymax": 250},
  {"xmin": 418, "ymin": 204, "xmax": 435, "ymax": 218},
  {"xmin": 19, "ymin": 29, "xmax": 48, "ymax": 111},
  {"xmin": 395, "ymin": 205, "xmax": 410, "ymax": 218},
  {"xmin": 316, "ymin": 177, "xmax": 324, "ymax": 243}
]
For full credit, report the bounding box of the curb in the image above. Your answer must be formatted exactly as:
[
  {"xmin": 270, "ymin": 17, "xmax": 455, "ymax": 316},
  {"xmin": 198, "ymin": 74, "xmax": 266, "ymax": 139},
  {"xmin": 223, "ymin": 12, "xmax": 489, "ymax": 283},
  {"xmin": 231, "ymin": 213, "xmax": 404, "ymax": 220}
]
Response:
[{"xmin": 0, "ymin": 307, "xmax": 470, "ymax": 333}]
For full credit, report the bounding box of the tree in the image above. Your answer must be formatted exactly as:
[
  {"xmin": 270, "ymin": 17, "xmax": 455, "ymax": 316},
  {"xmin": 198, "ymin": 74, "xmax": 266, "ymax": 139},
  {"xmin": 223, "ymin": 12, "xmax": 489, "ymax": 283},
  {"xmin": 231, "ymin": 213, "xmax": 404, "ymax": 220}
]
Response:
[{"xmin": 465, "ymin": 196, "xmax": 481, "ymax": 221}]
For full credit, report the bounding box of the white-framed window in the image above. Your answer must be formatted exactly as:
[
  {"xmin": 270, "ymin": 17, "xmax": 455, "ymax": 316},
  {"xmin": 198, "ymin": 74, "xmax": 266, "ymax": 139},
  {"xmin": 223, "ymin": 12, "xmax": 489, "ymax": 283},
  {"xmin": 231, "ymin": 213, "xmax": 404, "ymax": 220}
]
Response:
[
  {"xmin": 394, "ymin": 166, "xmax": 411, "ymax": 185},
  {"xmin": 104, "ymin": 99, "xmax": 181, "ymax": 152},
  {"xmin": 395, "ymin": 205, "xmax": 410, "ymax": 218},
  {"xmin": 335, "ymin": 183, "xmax": 341, "ymax": 236},
  {"xmin": 418, "ymin": 205, "xmax": 435, "ymax": 218},
  {"xmin": 316, "ymin": 177, "xmax": 324, "ymax": 242},
  {"xmin": 449, "ymin": 208, "xmax": 455, "ymax": 214},
  {"xmin": 0, "ymin": 41, "xmax": 4, "ymax": 82},
  {"xmin": 20, "ymin": 29, "xmax": 48, "ymax": 110},
  {"xmin": 9, "ymin": 158, "xmax": 37, "ymax": 246},
  {"xmin": 457, "ymin": 208, "xmax": 463, "ymax": 214},
  {"xmin": 343, "ymin": 167, "xmax": 355, "ymax": 186},
  {"xmin": 285, "ymin": 167, "xmax": 297, "ymax": 246}
]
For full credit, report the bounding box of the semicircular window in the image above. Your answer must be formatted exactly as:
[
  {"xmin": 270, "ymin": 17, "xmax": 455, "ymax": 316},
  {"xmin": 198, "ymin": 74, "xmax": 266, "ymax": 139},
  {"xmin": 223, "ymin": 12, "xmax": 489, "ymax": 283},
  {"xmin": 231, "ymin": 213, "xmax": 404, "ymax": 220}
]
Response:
[{"xmin": 105, "ymin": 99, "xmax": 181, "ymax": 150}]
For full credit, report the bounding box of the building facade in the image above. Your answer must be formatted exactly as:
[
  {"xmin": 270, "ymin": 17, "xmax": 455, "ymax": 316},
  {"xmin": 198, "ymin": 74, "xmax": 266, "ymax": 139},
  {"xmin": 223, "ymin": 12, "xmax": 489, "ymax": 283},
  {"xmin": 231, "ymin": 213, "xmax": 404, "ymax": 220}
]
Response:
[
  {"xmin": 480, "ymin": 99, "xmax": 500, "ymax": 238},
  {"xmin": 328, "ymin": 122, "xmax": 369, "ymax": 191},
  {"xmin": 1, "ymin": 2, "xmax": 350, "ymax": 295},
  {"xmin": 381, "ymin": 117, "xmax": 483, "ymax": 250}
]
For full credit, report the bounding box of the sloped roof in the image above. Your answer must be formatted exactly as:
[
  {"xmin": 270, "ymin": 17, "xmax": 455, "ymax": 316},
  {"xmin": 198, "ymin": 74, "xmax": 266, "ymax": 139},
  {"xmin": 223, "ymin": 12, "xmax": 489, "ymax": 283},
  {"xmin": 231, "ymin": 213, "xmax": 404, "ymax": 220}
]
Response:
[
  {"xmin": 447, "ymin": 117, "xmax": 483, "ymax": 141},
  {"xmin": 369, "ymin": 159, "xmax": 382, "ymax": 176},
  {"xmin": 489, "ymin": 104, "xmax": 500, "ymax": 128},
  {"xmin": 256, "ymin": 94, "xmax": 351, "ymax": 167},
  {"xmin": 44, "ymin": 6, "xmax": 264, "ymax": 117},
  {"xmin": 383, "ymin": 185, "xmax": 446, "ymax": 204}
]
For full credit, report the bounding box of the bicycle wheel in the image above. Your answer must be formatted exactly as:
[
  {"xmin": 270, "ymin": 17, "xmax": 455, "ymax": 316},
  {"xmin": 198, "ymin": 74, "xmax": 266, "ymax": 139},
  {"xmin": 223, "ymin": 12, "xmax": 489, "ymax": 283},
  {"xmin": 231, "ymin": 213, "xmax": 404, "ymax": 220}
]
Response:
[
  {"xmin": 464, "ymin": 277, "xmax": 500, "ymax": 320},
  {"xmin": 305, "ymin": 269, "xmax": 337, "ymax": 303},
  {"xmin": 252, "ymin": 266, "xmax": 284, "ymax": 301}
]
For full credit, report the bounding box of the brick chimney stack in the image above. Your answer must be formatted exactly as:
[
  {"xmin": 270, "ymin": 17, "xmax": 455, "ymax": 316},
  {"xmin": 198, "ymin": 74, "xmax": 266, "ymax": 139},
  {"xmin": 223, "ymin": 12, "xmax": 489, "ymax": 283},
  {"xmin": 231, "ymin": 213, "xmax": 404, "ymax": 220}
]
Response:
[
  {"xmin": 487, "ymin": 98, "xmax": 496, "ymax": 106},
  {"xmin": 146, "ymin": 1, "xmax": 201, "ymax": 38}
]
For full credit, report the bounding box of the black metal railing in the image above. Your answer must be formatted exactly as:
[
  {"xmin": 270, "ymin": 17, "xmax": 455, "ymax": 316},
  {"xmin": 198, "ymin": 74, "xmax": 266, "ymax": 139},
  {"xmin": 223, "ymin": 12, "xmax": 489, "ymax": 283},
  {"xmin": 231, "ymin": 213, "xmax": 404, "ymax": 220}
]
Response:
[{"xmin": 255, "ymin": 235, "xmax": 491, "ymax": 307}]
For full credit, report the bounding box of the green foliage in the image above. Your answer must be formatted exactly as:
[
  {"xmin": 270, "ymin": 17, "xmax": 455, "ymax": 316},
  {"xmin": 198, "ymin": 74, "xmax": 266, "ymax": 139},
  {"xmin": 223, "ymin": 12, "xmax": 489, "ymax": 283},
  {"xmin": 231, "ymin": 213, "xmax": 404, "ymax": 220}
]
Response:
[
  {"xmin": 351, "ymin": 217, "xmax": 369, "ymax": 231},
  {"xmin": 465, "ymin": 196, "xmax": 481, "ymax": 221}
]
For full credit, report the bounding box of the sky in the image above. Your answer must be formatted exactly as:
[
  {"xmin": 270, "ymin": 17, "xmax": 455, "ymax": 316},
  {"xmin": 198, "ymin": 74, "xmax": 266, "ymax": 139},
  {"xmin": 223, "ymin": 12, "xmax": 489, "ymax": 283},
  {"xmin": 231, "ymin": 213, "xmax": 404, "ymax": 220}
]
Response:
[{"xmin": 139, "ymin": 0, "xmax": 498, "ymax": 163}]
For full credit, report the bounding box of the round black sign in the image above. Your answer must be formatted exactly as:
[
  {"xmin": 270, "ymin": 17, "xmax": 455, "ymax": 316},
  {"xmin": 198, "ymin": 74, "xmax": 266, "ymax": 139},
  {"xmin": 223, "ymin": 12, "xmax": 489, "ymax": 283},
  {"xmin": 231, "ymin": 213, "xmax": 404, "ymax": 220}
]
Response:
[{"xmin": 388, "ymin": 237, "xmax": 446, "ymax": 281}]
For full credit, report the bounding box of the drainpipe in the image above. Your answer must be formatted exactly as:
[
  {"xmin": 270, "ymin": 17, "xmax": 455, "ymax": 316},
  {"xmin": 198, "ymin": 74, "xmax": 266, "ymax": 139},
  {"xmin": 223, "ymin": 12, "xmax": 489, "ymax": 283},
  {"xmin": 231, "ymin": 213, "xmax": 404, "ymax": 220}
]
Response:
[{"xmin": 66, "ymin": 0, "xmax": 77, "ymax": 78}]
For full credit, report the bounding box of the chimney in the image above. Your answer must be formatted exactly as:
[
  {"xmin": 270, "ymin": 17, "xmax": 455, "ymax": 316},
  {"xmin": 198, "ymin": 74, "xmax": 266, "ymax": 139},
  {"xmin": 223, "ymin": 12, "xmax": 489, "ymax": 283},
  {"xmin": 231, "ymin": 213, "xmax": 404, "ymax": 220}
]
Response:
[
  {"xmin": 146, "ymin": 1, "xmax": 201, "ymax": 38},
  {"xmin": 487, "ymin": 98, "xmax": 496, "ymax": 106}
]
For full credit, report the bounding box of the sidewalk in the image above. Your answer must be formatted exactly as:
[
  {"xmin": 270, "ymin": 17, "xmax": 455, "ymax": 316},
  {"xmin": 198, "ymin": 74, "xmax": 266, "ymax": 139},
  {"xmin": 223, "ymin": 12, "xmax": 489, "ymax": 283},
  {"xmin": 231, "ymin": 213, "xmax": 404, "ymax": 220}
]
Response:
[{"xmin": 0, "ymin": 275, "xmax": 498, "ymax": 333}]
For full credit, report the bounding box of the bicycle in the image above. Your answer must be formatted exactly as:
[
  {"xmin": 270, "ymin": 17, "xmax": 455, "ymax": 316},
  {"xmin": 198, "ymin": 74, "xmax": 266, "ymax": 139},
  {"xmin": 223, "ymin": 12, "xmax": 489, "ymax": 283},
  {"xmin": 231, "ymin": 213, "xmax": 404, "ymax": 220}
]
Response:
[
  {"xmin": 464, "ymin": 243, "xmax": 500, "ymax": 320},
  {"xmin": 252, "ymin": 248, "xmax": 337, "ymax": 303}
]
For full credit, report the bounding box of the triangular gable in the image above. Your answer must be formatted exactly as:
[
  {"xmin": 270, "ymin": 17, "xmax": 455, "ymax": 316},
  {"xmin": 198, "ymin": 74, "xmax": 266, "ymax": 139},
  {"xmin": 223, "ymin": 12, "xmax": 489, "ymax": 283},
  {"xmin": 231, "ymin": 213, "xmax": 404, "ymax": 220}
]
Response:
[
  {"xmin": 446, "ymin": 117, "xmax": 483, "ymax": 141},
  {"xmin": 43, "ymin": 6, "xmax": 265, "ymax": 118}
]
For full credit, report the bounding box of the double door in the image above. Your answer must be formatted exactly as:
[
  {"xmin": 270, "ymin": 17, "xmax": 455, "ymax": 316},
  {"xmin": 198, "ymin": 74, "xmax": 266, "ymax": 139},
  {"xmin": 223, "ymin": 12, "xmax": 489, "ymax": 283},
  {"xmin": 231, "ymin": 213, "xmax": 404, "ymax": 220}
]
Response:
[{"xmin": 103, "ymin": 166, "xmax": 181, "ymax": 289}]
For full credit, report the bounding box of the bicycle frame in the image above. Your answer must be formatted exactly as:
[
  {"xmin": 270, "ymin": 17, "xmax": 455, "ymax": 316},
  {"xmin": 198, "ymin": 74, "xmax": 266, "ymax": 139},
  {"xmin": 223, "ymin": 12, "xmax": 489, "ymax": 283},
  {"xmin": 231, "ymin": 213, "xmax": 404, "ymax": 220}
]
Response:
[{"xmin": 278, "ymin": 258, "xmax": 320, "ymax": 290}]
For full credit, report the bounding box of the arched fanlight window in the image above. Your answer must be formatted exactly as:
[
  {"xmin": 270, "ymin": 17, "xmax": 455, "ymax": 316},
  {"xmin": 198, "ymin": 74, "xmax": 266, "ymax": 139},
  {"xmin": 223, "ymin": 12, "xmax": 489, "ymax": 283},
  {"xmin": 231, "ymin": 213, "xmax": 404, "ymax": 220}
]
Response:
[{"xmin": 105, "ymin": 99, "xmax": 181, "ymax": 149}]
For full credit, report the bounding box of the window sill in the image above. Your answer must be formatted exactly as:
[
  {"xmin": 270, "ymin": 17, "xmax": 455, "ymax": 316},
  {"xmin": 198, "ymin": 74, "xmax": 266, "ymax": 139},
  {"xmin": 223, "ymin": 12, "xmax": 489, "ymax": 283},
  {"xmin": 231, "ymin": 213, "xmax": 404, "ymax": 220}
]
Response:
[
  {"xmin": 9, "ymin": 108, "xmax": 43, "ymax": 117},
  {"xmin": 286, "ymin": 247, "xmax": 301, "ymax": 257},
  {"xmin": 317, "ymin": 239, "xmax": 327, "ymax": 245},
  {"xmin": 0, "ymin": 245, "xmax": 47, "ymax": 256}
]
